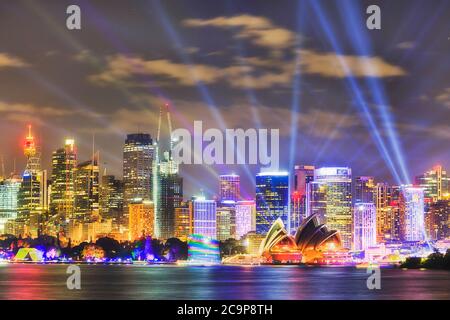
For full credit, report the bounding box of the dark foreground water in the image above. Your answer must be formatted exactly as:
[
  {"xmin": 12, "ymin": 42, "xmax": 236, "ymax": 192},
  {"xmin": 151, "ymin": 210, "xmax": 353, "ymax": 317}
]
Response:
[{"xmin": 0, "ymin": 264, "xmax": 448, "ymax": 300}]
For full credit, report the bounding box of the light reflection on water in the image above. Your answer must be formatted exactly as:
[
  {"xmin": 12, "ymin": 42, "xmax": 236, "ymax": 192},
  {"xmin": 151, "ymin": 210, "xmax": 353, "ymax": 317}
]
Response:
[{"xmin": 0, "ymin": 264, "xmax": 448, "ymax": 300}]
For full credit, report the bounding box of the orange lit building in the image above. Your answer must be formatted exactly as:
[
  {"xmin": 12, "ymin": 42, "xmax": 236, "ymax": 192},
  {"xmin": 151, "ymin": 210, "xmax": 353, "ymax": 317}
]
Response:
[{"xmin": 128, "ymin": 200, "xmax": 154, "ymax": 241}]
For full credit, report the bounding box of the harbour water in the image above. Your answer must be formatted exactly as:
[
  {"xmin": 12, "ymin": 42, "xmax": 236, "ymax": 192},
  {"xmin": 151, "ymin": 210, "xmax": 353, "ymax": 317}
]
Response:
[{"xmin": 0, "ymin": 264, "xmax": 448, "ymax": 300}]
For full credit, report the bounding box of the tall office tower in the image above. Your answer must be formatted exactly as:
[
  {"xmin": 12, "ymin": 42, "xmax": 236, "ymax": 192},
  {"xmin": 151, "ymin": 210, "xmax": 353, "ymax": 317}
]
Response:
[
  {"xmin": 128, "ymin": 199, "xmax": 154, "ymax": 241},
  {"xmin": 399, "ymin": 186, "xmax": 425, "ymax": 242},
  {"xmin": 375, "ymin": 182, "xmax": 392, "ymax": 243},
  {"xmin": 99, "ymin": 174, "xmax": 124, "ymax": 224},
  {"xmin": 415, "ymin": 165, "xmax": 449, "ymax": 201},
  {"xmin": 50, "ymin": 139, "xmax": 77, "ymax": 222},
  {"xmin": 235, "ymin": 200, "xmax": 256, "ymax": 239},
  {"xmin": 353, "ymin": 203, "xmax": 377, "ymax": 251},
  {"xmin": 17, "ymin": 125, "xmax": 47, "ymax": 237},
  {"xmin": 174, "ymin": 202, "xmax": 192, "ymax": 241},
  {"xmin": 192, "ymin": 197, "xmax": 217, "ymax": 238},
  {"xmin": 354, "ymin": 176, "xmax": 375, "ymax": 204},
  {"xmin": 425, "ymin": 200, "xmax": 449, "ymax": 240},
  {"xmin": 0, "ymin": 177, "xmax": 21, "ymax": 234},
  {"xmin": 219, "ymin": 174, "xmax": 240, "ymax": 202},
  {"xmin": 255, "ymin": 172, "xmax": 289, "ymax": 235},
  {"xmin": 306, "ymin": 181, "xmax": 327, "ymax": 222},
  {"xmin": 314, "ymin": 167, "xmax": 353, "ymax": 249},
  {"xmin": 155, "ymin": 151, "xmax": 183, "ymax": 240},
  {"xmin": 292, "ymin": 165, "xmax": 315, "ymax": 231},
  {"xmin": 216, "ymin": 206, "xmax": 234, "ymax": 241},
  {"xmin": 74, "ymin": 158, "xmax": 99, "ymax": 222},
  {"xmin": 123, "ymin": 133, "xmax": 155, "ymax": 226}
]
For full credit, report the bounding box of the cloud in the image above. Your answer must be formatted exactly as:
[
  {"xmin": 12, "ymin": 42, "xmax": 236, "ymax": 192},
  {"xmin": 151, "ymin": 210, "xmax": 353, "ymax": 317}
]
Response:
[
  {"xmin": 0, "ymin": 101, "xmax": 77, "ymax": 125},
  {"xmin": 435, "ymin": 87, "xmax": 450, "ymax": 108},
  {"xmin": 299, "ymin": 50, "xmax": 406, "ymax": 78},
  {"xmin": 0, "ymin": 53, "xmax": 28, "ymax": 68},
  {"xmin": 183, "ymin": 15, "xmax": 298, "ymax": 54},
  {"xmin": 396, "ymin": 41, "xmax": 415, "ymax": 50}
]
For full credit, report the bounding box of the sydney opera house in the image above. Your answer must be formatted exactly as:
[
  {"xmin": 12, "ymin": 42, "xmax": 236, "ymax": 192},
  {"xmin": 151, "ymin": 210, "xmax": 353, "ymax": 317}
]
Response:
[{"xmin": 258, "ymin": 214, "xmax": 349, "ymax": 264}]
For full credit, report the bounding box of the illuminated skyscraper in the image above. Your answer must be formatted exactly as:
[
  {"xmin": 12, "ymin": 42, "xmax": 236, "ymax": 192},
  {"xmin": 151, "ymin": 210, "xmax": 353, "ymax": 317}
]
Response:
[
  {"xmin": 306, "ymin": 181, "xmax": 327, "ymax": 223},
  {"xmin": 294, "ymin": 165, "xmax": 315, "ymax": 195},
  {"xmin": 375, "ymin": 182, "xmax": 392, "ymax": 243},
  {"xmin": 192, "ymin": 197, "xmax": 217, "ymax": 238},
  {"xmin": 353, "ymin": 203, "xmax": 377, "ymax": 251},
  {"xmin": 314, "ymin": 167, "xmax": 352, "ymax": 248},
  {"xmin": 123, "ymin": 133, "xmax": 155, "ymax": 226},
  {"xmin": 99, "ymin": 174, "xmax": 124, "ymax": 224},
  {"xmin": 235, "ymin": 200, "xmax": 256, "ymax": 239},
  {"xmin": 354, "ymin": 176, "xmax": 375, "ymax": 204},
  {"xmin": 128, "ymin": 199, "xmax": 154, "ymax": 241},
  {"xmin": 255, "ymin": 172, "xmax": 289, "ymax": 235},
  {"xmin": 415, "ymin": 165, "xmax": 449, "ymax": 201},
  {"xmin": 399, "ymin": 186, "xmax": 425, "ymax": 242},
  {"xmin": 0, "ymin": 177, "xmax": 21, "ymax": 234},
  {"xmin": 74, "ymin": 158, "xmax": 99, "ymax": 222},
  {"xmin": 425, "ymin": 200, "xmax": 449, "ymax": 240},
  {"xmin": 216, "ymin": 206, "xmax": 234, "ymax": 241},
  {"xmin": 50, "ymin": 139, "xmax": 77, "ymax": 221},
  {"xmin": 219, "ymin": 174, "xmax": 240, "ymax": 202},
  {"xmin": 155, "ymin": 151, "xmax": 183, "ymax": 240},
  {"xmin": 17, "ymin": 125, "xmax": 47, "ymax": 237},
  {"xmin": 174, "ymin": 202, "xmax": 192, "ymax": 241}
]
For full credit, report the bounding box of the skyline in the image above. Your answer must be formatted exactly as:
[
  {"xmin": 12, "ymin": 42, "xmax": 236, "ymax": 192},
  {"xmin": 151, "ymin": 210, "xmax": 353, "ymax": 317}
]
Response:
[{"xmin": 0, "ymin": 0, "xmax": 449, "ymax": 198}]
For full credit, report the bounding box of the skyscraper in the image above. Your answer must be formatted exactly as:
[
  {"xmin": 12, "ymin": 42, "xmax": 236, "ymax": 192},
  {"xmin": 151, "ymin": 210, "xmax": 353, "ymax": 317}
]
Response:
[
  {"xmin": 354, "ymin": 176, "xmax": 375, "ymax": 204},
  {"xmin": 99, "ymin": 174, "xmax": 124, "ymax": 223},
  {"xmin": 291, "ymin": 165, "xmax": 315, "ymax": 231},
  {"xmin": 235, "ymin": 200, "xmax": 256, "ymax": 239},
  {"xmin": 155, "ymin": 151, "xmax": 183, "ymax": 240},
  {"xmin": 294, "ymin": 165, "xmax": 315, "ymax": 195},
  {"xmin": 353, "ymin": 203, "xmax": 377, "ymax": 251},
  {"xmin": 425, "ymin": 200, "xmax": 450, "ymax": 240},
  {"xmin": 174, "ymin": 202, "xmax": 192, "ymax": 241},
  {"xmin": 399, "ymin": 186, "xmax": 425, "ymax": 242},
  {"xmin": 219, "ymin": 174, "xmax": 240, "ymax": 202},
  {"xmin": 255, "ymin": 171, "xmax": 289, "ymax": 235},
  {"xmin": 306, "ymin": 181, "xmax": 327, "ymax": 223},
  {"xmin": 375, "ymin": 182, "xmax": 392, "ymax": 243},
  {"xmin": 123, "ymin": 133, "xmax": 155, "ymax": 226},
  {"xmin": 313, "ymin": 167, "xmax": 352, "ymax": 248},
  {"xmin": 50, "ymin": 139, "xmax": 77, "ymax": 221},
  {"xmin": 192, "ymin": 197, "xmax": 217, "ymax": 238},
  {"xmin": 0, "ymin": 176, "xmax": 21, "ymax": 234},
  {"xmin": 74, "ymin": 158, "xmax": 99, "ymax": 222},
  {"xmin": 216, "ymin": 206, "xmax": 234, "ymax": 241},
  {"xmin": 415, "ymin": 165, "xmax": 449, "ymax": 201}
]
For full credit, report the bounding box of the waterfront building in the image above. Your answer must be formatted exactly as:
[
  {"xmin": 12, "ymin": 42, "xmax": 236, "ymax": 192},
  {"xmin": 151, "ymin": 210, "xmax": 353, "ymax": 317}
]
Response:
[
  {"xmin": 425, "ymin": 200, "xmax": 449, "ymax": 240},
  {"xmin": 353, "ymin": 203, "xmax": 377, "ymax": 251},
  {"xmin": 313, "ymin": 167, "xmax": 353, "ymax": 248},
  {"xmin": 128, "ymin": 199, "xmax": 155, "ymax": 241},
  {"xmin": 235, "ymin": 200, "xmax": 256, "ymax": 239},
  {"xmin": 74, "ymin": 158, "xmax": 99, "ymax": 222},
  {"xmin": 291, "ymin": 165, "xmax": 314, "ymax": 231},
  {"xmin": 174, "ymin": 202, "xmax": 192, "ymax": 241},
  {"xmin": 192, "ymin": 197, "xmax": 217, "ymax": 239},
  {"xmin": 0, "ymin": 177, "xmax": 21, "ymax": 234},
  {"xmin": 216, "ymin": 206, "xmax": 235, "ymax": 241},
  {"xmin": 99, "ymin": 174, "xmax": 124, "ymax": 224},
  {"xmin": 123, "ymin": 133, "xmax": 155, "ymax": 227},
  {"xmin": 219, "ymin": 174, "xmax": 240, "ymax": 202},
  {"xmin": 255, "ymin": 171, "xmax": 289, "ymax": 235},
  {"xmin": 306, "ymin": 181, "xmax": 327, "ymax": 223},
  {"xmin": 415, "ymin": 165, "xmax": 449, "ymax": 201},
  {"xmin": 399, "ymin": 186, "xmax": 425, "ymax": 242}
]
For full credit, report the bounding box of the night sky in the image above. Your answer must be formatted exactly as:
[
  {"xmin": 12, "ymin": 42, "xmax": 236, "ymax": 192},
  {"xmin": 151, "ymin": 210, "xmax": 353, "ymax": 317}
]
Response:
[{"xmin": 0, "ymin": 0, "xmax": 449, "ymax": 199}]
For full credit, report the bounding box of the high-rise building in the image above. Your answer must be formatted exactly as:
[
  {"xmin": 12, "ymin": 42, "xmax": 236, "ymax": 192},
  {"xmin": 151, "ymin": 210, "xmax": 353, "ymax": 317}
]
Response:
[
  {"xmin": 0, "ymin": 176, "xmax": 21, "ymax": 234},
  {"xmin": 292, "ymin": 165, "xmax": 315, "ymax": 231},
  {"xmin": 50, "ymin": 139, "xmax": 77, "ymax": 221},
  {"xmin": 235, "ymin": 200, "xmax": 256, "ymax": 239},
  {"xmin": 425, "ymin": 200, "xmax": 449, "ymax": 240},
  {"xmin": 415, "ymin": 165, "xmax": 449, "ymax": 201},
  {"xmin": 174, "ymin": 202, "xmax": 192, "ymax": 241},
  {"xmin": 353, "ymin": 203, "xmax": 377, "ymax": 251},
  {"xmin": 306, "ymin": 181, "xmax": 327, "ymax": 223},
  {"xmin": 399, "ymin": 186, "xmax": 425, "ymax": 242},
  {"xmin": 123, "ymin": 133, "xmax": 155, "ymax": 226},
  {"xmin": 16, "ymin": 125, "xmax": 48, "ymax": 237},
  {"xmin": 155, "ymin": 151, "xmax": 183, "ymax": 240},
  {"xmin": 354, "ymin": 176, "xmax": 375, "ymax": 204},
  {"xmin": 192, "ymin": 197, "xmax": 217, "ymax": 238},
  {"xmin": 216, "ymin": 206, "xmax": 234, "ymax": 241},
  {"xmin": 74, "ymin": 159, "xmax": 99, "ymax": 222},
  {"xmin": 99, "ymin": 174, "xmax": 124, "ymax": 226},
  {"xmin": 128, "ymin": 199, "xmax": 154, "ymax": 241},
  {"xmin": 255, "ymin": 172, "xmax": 289, "ymax": 235},
  {"xmin": 219, "ymin": 174, "xmax": 240, "ymax": 202},
  {"xmin": 375, "ymin": 182, "xmax": 392, "ymax": 243},
  {"xmin": 313, "ymin": 167, "xmax": 352, "ymax": 248},
  {"xmin": 294, "ymin": 165, "xmax": 315, "ymax": 195}
]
